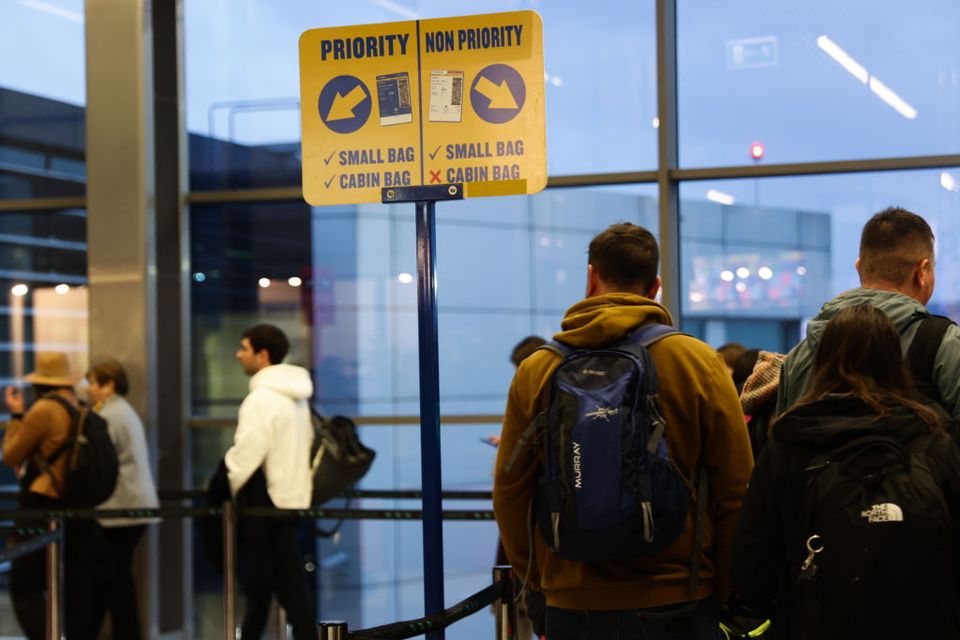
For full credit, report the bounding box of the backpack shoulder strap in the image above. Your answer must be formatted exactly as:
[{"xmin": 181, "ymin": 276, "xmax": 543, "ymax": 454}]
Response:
[
  {"xmin": 538, "ymin": 325, "xmax": 684, "ymax": 359},
  {"xmin": 625, "ymin": 323, "xmax": 704, "ymax": 592},
  {"xmin": 630, "ymin": 323, "xmax": 682, "ymax": 348},
  {"xmin": 38, "ymin": 393, "xmax": 81, "ymax": 464},
  {"xmin": 537, "ymin": 340, "xmax": 573, "ymax": 359},
  {"xmin": 28, "ymin": 394, "xmax": 81, "ymax": 495},
  {"xmin": 907, "ymin": 314, "xmax": 954, "ymax": 405},
  {"xmin": 502, "ymin": 411, "xmax": 547, "ymax": 474}
]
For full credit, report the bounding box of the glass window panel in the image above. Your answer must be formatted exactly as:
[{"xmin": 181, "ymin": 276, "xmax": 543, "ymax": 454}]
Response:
[
  {"xmin": 191, "ymin": 186, "xmax": 658, "ymax": 416},
  {"xmin": 0, "ymin": 208, "xmax": 88, "ymax": 384},
  {"xmin": 0, "ymin": 1, "xmax": 86, "ymax": 199},
  {"xmin": 189, "ymin": 185, "xmax": 658, "ymax": 633},
  {"xmin": 679, "ymin": 169, "xmax": 960, "ymax": 353},
  {"xmin": 0, "ymin": 207, "xmax": 88, "ymax": 637},
  {"xmin": 678, "ymin": 0, "xmax": 960, "ymax": 167},
  {"xmin": 185, "ymin": 1, "xmax": 655, "ymax": 190}
]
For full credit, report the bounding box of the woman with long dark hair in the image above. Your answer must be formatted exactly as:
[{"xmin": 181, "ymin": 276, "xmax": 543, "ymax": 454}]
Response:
[{"xmin": 732, "ymin": 304, "xmax": 960, "ymax": 638}]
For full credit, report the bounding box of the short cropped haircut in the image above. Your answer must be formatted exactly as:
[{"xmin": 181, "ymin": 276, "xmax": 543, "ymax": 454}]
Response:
[
  {"xmin": 510, "ymin": 336, "xmax": 546, "ymax": 367},
  {"xmin": 859, "ymin": 207, "xmax": 934, "ymax": 286},
  {"xmin": 587, "ymin": 223, "xmax": 659, "ymax": 293},
  {"xmin": 243, "ymin": 324, "xmax": 289, "ymax": 365},
  {"xmin": 87, "ymin": 357, "xmax": 130, "ymax": 396}
]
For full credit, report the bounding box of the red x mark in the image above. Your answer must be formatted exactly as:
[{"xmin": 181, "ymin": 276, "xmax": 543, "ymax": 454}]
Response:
[{"xmin": 429, "ymin": 170, "xmax": 441, "ymax": 184}]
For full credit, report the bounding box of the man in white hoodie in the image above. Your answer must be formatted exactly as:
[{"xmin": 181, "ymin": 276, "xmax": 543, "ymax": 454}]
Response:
[{"xmin": 225, "ymin": 324, "xmax": 316, "ymax": 640}]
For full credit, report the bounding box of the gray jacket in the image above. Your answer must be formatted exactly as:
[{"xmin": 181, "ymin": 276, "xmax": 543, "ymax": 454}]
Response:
[
  {"xmin": 776, "ymin": 287, "xmax": 960, "ymax": 418},
  {"xmin": 96, "ymin": 394, "xmax": 159, "ymax": 526}
]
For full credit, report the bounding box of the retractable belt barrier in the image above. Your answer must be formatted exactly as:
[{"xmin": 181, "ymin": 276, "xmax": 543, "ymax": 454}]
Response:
[
  {"xmin": 0, "ymin": 519, "xmax": 64, "ymax": 640},
  {"xmin": 0, "ymin": 528, "xmax": 61, "ymax": 564},
  {"xmin": 1, "ymin": 488, "xmax": 494, "ymax": 505},
  {"xmin": 151, "ymin": 488, "xmax": 494, "ymax": 501},
  {"xmin": 335, "ymin": 578, "xmax": 508, "ymax": 640},
  {"xmin": 0, "ymin": 487, "xmax": 507, "ymax": 640},
  {"xmin": 0, "ymin": 506, "xmax": 494, "ymax": 521}
]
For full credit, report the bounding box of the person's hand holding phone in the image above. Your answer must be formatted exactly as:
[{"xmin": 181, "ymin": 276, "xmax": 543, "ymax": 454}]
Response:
[{"xmin": 4, "ymin": 386, "xmax": 25, "ymax": 415}]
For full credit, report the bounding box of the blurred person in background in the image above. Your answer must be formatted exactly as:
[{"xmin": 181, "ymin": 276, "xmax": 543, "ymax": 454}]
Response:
[
  {"xmin": 3, "ymin": 352, "xmax": 110, "ymax": 640},
  {"xmin": 87, "ymin": 357, "xmax": 159, "ymax": 640},
  {"xmin": 717, "ymin": 342, "xmax": 747, "ymax": 377}
]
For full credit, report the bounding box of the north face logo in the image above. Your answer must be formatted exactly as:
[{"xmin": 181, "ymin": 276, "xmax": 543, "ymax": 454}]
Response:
[{"xmin": 861, "ymin": 503, "xmax": 904, "ymax": 523}]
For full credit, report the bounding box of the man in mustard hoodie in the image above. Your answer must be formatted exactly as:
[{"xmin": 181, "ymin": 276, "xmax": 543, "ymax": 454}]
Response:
[{"xmin": 493, "ymin": 223, "xmax": 754, "ymax": 639}]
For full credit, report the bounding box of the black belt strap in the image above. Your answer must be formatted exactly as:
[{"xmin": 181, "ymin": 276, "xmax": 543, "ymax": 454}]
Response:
[{"xmin": 689, "ymin": 466, "xmax": 709, "ymax": 595}]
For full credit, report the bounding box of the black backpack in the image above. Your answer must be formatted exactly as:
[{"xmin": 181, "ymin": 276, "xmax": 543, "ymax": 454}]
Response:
[
  {"xmin": 527, "ymin": 324, "xmax": 695, "ymax": 563},
  {"xmin": 309, "ymin": 410, "xmax": 375, "ymax": 506},
  {"xmin": 787, "ymin": 431, "xmax": 954, "ymax": 636},
  {"xmin": 33, "ymin": 394, "xmax": 119, "ymax": 507}
]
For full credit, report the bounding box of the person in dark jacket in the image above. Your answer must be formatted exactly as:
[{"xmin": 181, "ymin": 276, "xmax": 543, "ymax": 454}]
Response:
[{"xmin": 732, "ymin": 304, "xmax": 960, "ymax": 639}]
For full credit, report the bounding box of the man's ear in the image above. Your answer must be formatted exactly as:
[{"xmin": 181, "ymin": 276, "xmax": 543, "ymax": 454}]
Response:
[
  {"xmin": 915, "ymin": 257, "xmax": 932, "ymax": 287},
  {"xmin": 586, "ymin": 264, "xmax": 599, "ymax": 297},
  {"xmin": 645, "ymin": 275, "xmax": 662, "ymax": 300}
]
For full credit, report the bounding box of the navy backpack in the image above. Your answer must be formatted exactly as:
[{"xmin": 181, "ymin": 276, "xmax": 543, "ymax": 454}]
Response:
[{"xmin": 531, "ymin": 324, "xmax": 696, "ymax": 562}]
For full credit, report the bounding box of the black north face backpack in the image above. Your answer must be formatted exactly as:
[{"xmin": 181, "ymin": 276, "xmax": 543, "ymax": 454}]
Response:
[
  {"xmin": 34, "ymin": 394, "xmax": 119, "ymax": 507},
  {"xmin": 787, "ymin": 431, "xmax": 955, "ymax": 637}
]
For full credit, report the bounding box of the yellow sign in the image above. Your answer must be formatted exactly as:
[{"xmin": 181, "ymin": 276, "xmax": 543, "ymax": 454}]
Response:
[{"xmin": 299, "ymin": 11, "xmax": 545, "ymax": 205}]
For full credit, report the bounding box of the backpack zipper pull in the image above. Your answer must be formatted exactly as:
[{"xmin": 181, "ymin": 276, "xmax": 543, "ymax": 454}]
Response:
[
  {"xmin": 641, "ymin": 501, "xmax": 655, "ymax": 542},
  {"xmin": 798, "ymin": 534, "xmax": 823, "ymax": 582},
  {"xmin": 551, "ymin": 512, "xmax": 561, "ymax": 551}
]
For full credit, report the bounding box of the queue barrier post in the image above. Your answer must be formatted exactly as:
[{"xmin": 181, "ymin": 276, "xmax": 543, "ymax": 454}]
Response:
[
  {"xmin": 318, "ymin": 620, "xmax": 348, "ymax": 639},
  {"xmin": 493, "ymin": 565, "xmax": 517, "ymax": 640},
  {"xmin": 45, "ymin": 518, "xmax": 62, "ymax": 640},
  {"xmin": 223, "ymin": 501, "xmax": 237, "ymax": 640},
  {"xmin": 276, "ymin": 604, "xmax": 288, "ymax": 639}
]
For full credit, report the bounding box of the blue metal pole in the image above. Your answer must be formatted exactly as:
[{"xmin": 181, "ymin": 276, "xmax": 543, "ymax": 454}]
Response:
[{"xmin": 415, "ymin": 198, "xmax": 445, "ymax": 639}]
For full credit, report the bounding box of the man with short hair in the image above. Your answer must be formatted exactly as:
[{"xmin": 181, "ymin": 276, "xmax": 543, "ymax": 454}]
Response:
[
  {"xmin": 494, "ymin": 222, "xmax": 753, "ymax": 639},
  {"xmin": 776, "ymin": 207, "xmax": 960, "ymax": 417},
  {"xmin": 226, "ymin": 324, "xmax": 316, "ymax": 640}
]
